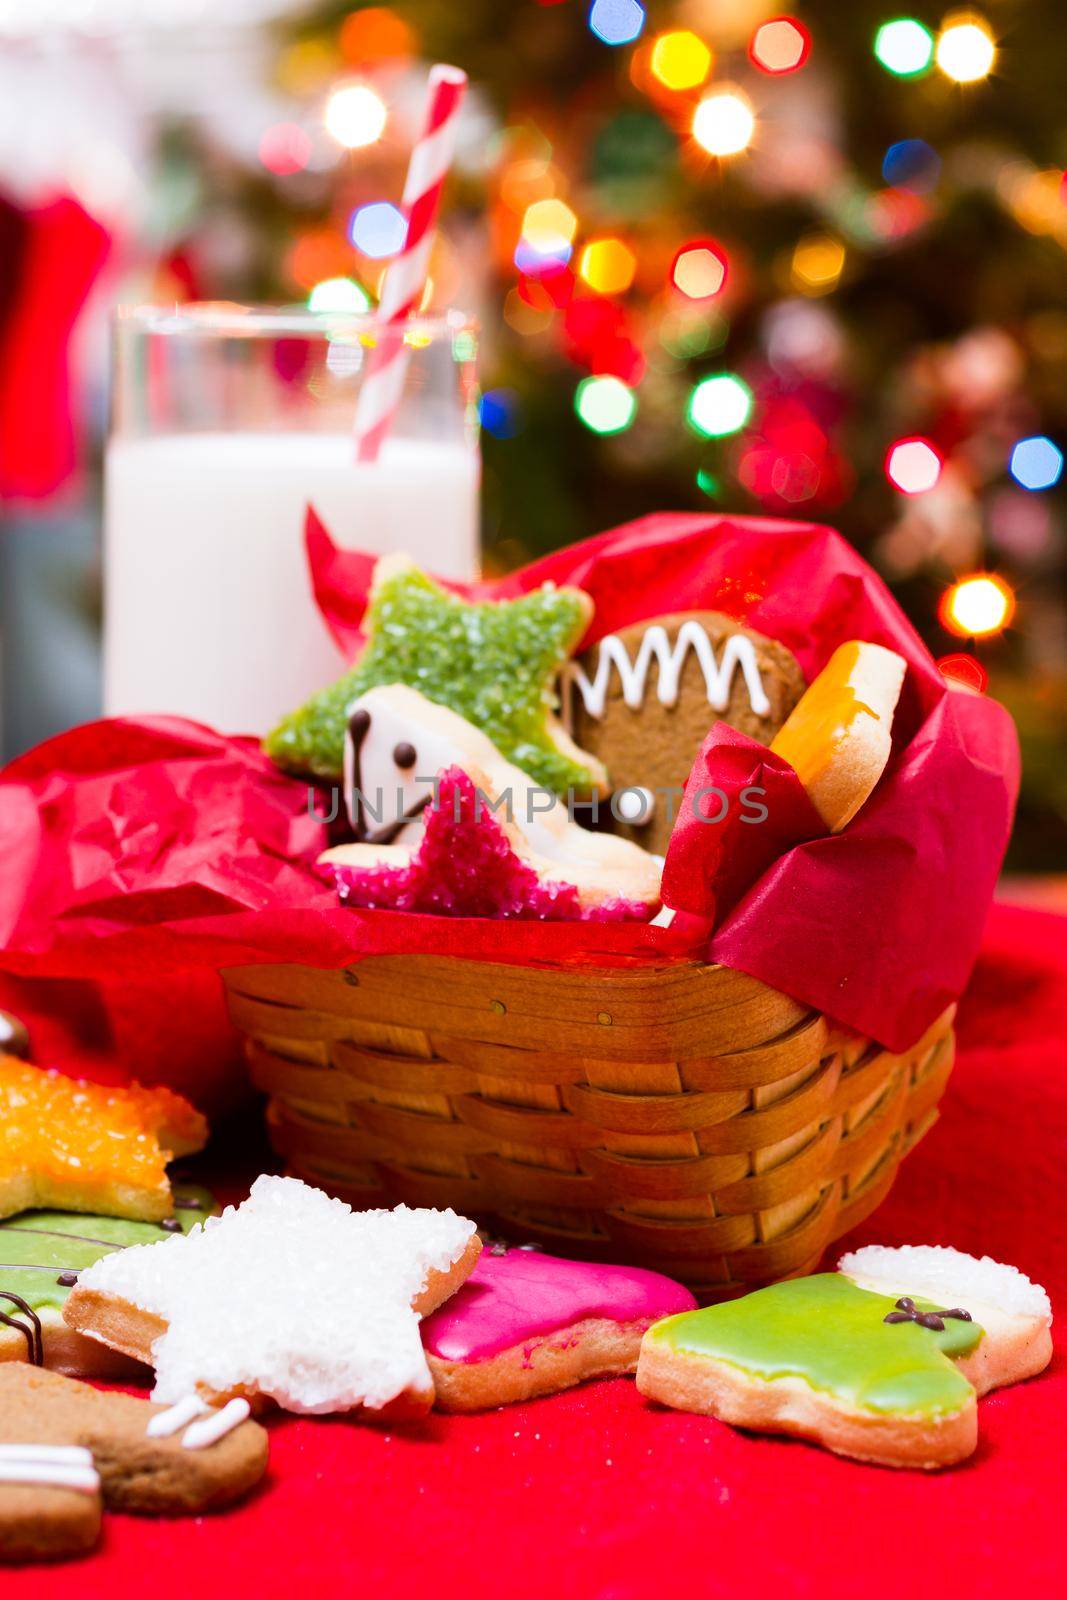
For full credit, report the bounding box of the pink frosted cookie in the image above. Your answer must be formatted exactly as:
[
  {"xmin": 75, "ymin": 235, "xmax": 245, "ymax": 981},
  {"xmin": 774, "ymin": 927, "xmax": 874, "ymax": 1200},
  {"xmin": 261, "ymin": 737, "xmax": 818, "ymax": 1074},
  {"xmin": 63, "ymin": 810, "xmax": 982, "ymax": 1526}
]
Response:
[
  {"xmin": 421, "ymin": 1245, "xmax": 696, "ymax": 1411},
  {"xmin": 324, "ymin": 764, "xmax": 656, "ymax": 921}
]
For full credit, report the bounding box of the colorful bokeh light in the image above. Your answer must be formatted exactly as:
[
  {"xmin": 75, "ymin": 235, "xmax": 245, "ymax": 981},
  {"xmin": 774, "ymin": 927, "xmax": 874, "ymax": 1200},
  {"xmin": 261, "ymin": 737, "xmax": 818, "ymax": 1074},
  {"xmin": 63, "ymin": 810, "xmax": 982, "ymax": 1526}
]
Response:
[
  {"xmin": 258, "ymin": 122, "xmax": 312, "ymax": 176},
  {"xmin": 522, "ymin": 198, "xmax": 578, "ymax": 252},
  {"xmin": 1009, "ymin": 435, "xmax": 1063, "ymax": 491},
  {"xmin": 479, "ymin": 388, "xmax": 523, "ymax": 439},
  {"xmin": 886, "ymin": 436, "xmax": 943, "ymax": 493},
  {"xmin": 579, "ymin": 238, "xmax": 637, "ymax": 295},
  {"xmin": 882, "ymin": 138, "xmax": 941, "ymax": 192},
  {"xmin": 791, "ymin": 234, "xmax": 846, "ymax": 295},
  {"xmin": 692, "ymin": 89, "xmax": 755, "ymax": 157},
  {"xmin": 575, "ymin": 374, "xmax": 637, "ymax": 434},
  {"xmin": 325, "ymin": 84, "xmax": 387, "ymax": 149},
  {"xmin": 935, "ymin": 16, "xmax": 996, "ymax": 83},
  {"xmin": 307, "ymin": 276, "xmax": 371, "ymax": 314},
  {"xmin": 339, "ymin": 7, "xmax": 416, "ymax": 65},
  {"xmin": 671, "ymin": 241, "xmax": 727, "ymax": 300},
  {"xmin": 937, "ymin": 652, "xmax": 988, "ymax": 692},
  {"xmin": 940, "ymin": 574, "xmax": 1015, "ymax": 637},
  {"xmin": 588, "ymin": 0, "xmax": 646, "ymax": 48},
  {"xmin": 650, "ymin": 29, "xmax": 712, "ymax": 90},
  {"xmin": 750, "ymin": 17, "xmax": 811, "ymax": 76},
  {"xmin": 687, "ymin": 373, "xmax": 753, "ymax": 437},
  {"xmin": 349, "ymin": 201, "xmax": 406, "ymax": 258},
  {"xmin": 873, "ymin": 18, "xmax": 934, "ymax": 77}
]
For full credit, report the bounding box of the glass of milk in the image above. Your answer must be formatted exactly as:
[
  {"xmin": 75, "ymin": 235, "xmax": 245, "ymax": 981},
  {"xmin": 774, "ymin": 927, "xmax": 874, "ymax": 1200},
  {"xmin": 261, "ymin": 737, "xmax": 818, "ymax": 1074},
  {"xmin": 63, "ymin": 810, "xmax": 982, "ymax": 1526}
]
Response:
[{"xmin": 104, "ymin": 303, "xmax": 480, "ymax": 734}]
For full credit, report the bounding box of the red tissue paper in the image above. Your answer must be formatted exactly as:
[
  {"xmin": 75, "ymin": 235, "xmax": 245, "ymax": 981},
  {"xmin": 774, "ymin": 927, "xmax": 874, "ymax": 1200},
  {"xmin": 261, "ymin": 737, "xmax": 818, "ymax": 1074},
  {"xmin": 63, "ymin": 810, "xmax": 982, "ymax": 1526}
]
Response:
[{"xmin": 0, "ymin": 512, "xmax": 1017, "ymax": 1112}]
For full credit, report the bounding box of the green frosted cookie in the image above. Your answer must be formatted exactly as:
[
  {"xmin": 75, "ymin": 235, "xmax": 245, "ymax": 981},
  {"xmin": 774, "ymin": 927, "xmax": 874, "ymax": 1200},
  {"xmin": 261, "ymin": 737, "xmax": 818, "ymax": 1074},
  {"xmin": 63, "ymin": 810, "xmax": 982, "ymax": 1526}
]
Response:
[
  {"xmin": 0, "ymin": 1185, "xmax": 216, "ymax": 1373},
  {"xmin": 266, "ymin": 554, "xmax": 606, "ymax": 795}
]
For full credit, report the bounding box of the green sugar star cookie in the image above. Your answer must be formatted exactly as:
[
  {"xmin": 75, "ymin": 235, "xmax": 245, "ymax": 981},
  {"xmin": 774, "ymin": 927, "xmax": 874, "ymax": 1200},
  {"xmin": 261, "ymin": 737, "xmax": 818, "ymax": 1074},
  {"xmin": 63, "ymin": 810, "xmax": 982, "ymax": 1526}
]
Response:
[{"xmin": 266, "ymin": 554, "xmax": 607, "ymax": 795}]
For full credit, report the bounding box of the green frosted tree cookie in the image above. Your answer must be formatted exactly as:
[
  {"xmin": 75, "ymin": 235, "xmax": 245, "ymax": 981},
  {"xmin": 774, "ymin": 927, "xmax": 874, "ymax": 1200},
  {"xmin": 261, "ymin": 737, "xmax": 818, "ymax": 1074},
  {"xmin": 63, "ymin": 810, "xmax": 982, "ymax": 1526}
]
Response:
[{"xmin": 266, "ymin": 554, "xmax": 607, "ymax": 794}]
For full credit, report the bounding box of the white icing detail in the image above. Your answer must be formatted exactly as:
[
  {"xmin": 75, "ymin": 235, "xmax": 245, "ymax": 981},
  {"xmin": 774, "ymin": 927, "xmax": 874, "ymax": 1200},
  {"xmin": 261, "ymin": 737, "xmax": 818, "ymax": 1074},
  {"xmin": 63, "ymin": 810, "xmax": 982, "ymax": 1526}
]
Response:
[
  {"xmin": 839, "ymin": 1245, "xmax": 1052, "ymax": 1324},
  {"xmin": 331, "ymin": 685, "xmax": 662, "ymax": 911},
  {"xmin": 0, "ymin": 1444, "xmax": 100, "ymax": 1493},
  {"xmin": 649, "ymin": 905, "xmax": 676, "ymax": 929},
  {"xmin": 146, "ymin": 1393, "xmax": 210, "ymax": 1438},
  {"xmin": 566, "ymin": 624, "xmax": 772, "ymax": 720},
  {"xmin": 181, "ymin": 1397, "xmax": 251, "ymax": 1450},
  {"xmin": 614, "ymin": 786, "xmax": 655, "ymax": 825}
]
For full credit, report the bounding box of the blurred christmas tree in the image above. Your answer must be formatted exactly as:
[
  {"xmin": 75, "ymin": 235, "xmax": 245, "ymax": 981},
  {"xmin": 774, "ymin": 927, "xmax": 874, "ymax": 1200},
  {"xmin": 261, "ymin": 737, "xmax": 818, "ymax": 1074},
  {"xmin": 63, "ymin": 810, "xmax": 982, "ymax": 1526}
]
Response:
[{"xmin": 122, "ymin": 3, "xmax": 1067, "ymax": 865}]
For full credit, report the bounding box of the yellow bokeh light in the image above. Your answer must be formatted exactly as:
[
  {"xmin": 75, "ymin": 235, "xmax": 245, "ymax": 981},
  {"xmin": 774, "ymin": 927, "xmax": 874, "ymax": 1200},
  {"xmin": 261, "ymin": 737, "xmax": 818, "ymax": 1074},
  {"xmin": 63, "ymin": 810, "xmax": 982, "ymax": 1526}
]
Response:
[
  {"xmin": 935, "ymin": 16, "xmax": 996, "ymax": 83},
  {"xmin": 791, "ymin": 233, "xmax": 846, "ymax": 295},
  {"xmin": 941, "ymin": 574, "xmax": 1015, "ymax": 637},
  {"xmin": 692, "ymin": 89, "xmax": 755, "ymax": 157},
  {"xmin": 324, "ymin": 83, "xmax": 387, "ymax": 149},
  {"xmin": 521, "ymin": 198, "xmax": 578, "ymax": 252},
  {"xmin": 672, "ymin": 244, "xmax": 727, "ymax": 300},
  {"xmin": 578, "ymin": 238, "xmax": 637, "ymax": 296},
  {"xmin": 651, "ymin": 30, "xmax": 712, "ymax": 91}
]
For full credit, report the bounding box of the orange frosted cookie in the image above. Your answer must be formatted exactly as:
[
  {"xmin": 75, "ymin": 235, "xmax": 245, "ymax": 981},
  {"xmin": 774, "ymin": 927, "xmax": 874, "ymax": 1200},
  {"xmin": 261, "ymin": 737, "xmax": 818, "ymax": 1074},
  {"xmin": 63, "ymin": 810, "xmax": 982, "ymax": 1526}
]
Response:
[{"xmin": 0, "ymin": 1057, "xmax": 207, "ymax": 1224}]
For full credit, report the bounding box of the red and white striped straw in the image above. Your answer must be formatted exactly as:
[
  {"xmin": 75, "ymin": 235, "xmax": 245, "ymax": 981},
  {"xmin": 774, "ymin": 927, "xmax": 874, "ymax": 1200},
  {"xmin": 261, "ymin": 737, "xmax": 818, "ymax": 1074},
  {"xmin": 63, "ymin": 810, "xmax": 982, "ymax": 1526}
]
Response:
[{"xmin": 353, "ymin": 63, "xmax": 468, "ymax": 463}]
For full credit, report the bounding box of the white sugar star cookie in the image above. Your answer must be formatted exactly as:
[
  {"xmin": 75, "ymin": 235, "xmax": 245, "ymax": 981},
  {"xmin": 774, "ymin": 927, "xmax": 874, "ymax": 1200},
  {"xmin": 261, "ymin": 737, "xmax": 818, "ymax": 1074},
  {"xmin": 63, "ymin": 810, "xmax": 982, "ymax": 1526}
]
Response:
[{"xmin": 62, "ymin": 1176, "xmax": 480, "ymax": 1416}]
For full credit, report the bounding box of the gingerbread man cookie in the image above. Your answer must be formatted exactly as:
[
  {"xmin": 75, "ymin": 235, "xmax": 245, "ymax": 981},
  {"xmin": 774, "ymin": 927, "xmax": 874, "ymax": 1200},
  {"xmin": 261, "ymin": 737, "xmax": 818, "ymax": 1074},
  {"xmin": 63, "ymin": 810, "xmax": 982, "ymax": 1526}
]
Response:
[
  {"xmin": 422, "ymin": 1245, "xmax": 696, "ymax": 1411},
  {"xmin": 636, "ymin": 1244, "xmax": 1052, "ymax": 1469},
  {"xmin": 563, "ymin": 611, "xmax": 806, "ymax": 853},
  {"xmin": 0, "ymin": 1365, "xmax": 267, "ymax": 1563}
]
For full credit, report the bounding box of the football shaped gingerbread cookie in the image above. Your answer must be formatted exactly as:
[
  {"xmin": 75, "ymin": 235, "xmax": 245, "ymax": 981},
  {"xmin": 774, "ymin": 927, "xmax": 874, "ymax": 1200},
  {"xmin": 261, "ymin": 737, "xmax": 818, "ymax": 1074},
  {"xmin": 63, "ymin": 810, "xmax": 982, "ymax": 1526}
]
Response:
[
  {"xmin": 421, "ymin": 1245, "xmax": 696, "ymax": 1411},
  {"xmin": 0, "ymin": 1365, "xmax": 267, "ymax": 1563},
  {"xmin": 564, "ymin": 612, "xmax": 806, "ymax": 853},
  {"xmin": 636, "ymin": 1244, "xmax": 1052, "ymax": 1469}
]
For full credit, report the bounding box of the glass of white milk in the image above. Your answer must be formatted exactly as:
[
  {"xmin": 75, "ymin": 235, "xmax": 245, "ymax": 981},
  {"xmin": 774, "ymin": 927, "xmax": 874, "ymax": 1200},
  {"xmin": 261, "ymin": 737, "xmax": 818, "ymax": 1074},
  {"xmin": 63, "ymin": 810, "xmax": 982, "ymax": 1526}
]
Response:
[{"xmin": 104, "ymin": 303, "xmax": 480, "ymax": 734}]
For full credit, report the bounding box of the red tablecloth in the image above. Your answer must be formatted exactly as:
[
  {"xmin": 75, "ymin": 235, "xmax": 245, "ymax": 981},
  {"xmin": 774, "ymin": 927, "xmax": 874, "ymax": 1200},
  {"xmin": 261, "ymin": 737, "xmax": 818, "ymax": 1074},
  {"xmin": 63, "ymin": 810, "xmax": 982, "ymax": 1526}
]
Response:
[{"xmin": 26, "ymin": 901, "xmax": 1066, "ymax": 1598}]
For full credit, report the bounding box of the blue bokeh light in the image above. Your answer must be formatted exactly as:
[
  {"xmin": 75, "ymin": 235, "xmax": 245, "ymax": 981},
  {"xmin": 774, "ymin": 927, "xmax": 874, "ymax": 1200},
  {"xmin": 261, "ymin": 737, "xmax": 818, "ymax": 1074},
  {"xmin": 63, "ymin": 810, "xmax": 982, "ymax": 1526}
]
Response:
[
  {"xmin": 1010, "ymin": 435, "xmax": 1064, "ymax": 491},
  {"xmin": 882, "ymin": 138, "xmax": 941, "ymax": 193},
  {"xmin": 588, "ymin": 0, "xmax": 646, "ymax": 48},
  {"xmin": 479, "ymin": 388, "xmax": 523, "ymax": 440},
  {"xmin": 348, "ymin": 201, "xmax": 406, "ymax": 259}
]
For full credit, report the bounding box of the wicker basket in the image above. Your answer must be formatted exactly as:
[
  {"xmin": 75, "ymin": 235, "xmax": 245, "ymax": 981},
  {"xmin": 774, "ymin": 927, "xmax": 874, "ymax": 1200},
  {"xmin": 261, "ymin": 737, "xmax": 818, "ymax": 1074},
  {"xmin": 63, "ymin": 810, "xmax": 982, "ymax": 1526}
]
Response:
[{"xmin": 222, "ymin": 956, "xmax": 954, "ymax": 1299}]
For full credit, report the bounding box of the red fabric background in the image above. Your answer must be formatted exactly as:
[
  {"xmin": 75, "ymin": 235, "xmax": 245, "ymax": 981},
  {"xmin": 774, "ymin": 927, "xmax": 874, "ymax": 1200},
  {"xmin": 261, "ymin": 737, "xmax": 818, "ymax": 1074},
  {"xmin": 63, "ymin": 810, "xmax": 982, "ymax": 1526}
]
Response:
[{"xmin": 23, "ymin": 900, "xmax": 1066, "ymax": 1597}]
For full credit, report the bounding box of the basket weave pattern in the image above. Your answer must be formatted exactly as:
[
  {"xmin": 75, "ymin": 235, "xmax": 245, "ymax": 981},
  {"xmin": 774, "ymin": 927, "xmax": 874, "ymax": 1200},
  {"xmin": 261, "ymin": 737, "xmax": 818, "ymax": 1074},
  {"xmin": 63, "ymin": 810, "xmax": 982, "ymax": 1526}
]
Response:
[{"xmin": 223, "ymin": 957, "xmax": 954, "ymax": 1298}]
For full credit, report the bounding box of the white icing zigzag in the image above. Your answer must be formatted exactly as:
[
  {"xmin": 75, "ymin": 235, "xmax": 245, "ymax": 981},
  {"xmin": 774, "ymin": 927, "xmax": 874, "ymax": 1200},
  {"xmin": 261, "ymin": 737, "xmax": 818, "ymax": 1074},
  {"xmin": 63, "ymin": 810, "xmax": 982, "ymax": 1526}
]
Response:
[{"xmin": 564, "ymin": 623, "xmax": 772, "ymax": 721}]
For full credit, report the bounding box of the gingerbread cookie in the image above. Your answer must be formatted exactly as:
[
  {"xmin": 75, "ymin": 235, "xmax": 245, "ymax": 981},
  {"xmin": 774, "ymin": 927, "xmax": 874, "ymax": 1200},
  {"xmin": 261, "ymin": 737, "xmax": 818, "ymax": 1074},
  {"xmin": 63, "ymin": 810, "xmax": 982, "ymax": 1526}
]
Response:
[
  {"xmin": 636, "ymin": 1245, "xmax": 1052, "ymax": 1469},
  {"xmin": 267, "ymin": 552, "xmax": 606, "ymax": 797},
  {"xmin": 422, "ymin": 1245, "xmax": 696, "ymax": 1411},
  {"xmin": 0, "ymin": 1365, "xmax": 267, "ymax": 1563},
  {"xmin": 564, "ymin": 612, "xmax": 806, "ymax": 853},
  {"xmin": 64, "ymin": 1175, "xmax": 480, "ymax": 1417},
  {"xmin": 0, "ymin": 1187, "xmax": 217, "ymax": 1378},
  {"xmin": 0, "ymin": 1055, "xmax": 207, "ymax": 1223}
]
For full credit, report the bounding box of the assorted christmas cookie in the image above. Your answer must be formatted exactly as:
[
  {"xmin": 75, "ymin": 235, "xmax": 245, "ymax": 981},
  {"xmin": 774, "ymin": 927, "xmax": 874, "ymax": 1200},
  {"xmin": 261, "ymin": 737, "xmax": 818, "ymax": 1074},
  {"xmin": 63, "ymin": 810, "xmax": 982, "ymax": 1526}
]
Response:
[
  {"xmin": 0, "ymin": 1056, "xmax": 208, "ymax": 1224},
  {"xmin": 0, "ymin": 1364, "xmax": 267, "ymax": 1563},
  {"xmin": 421, "ymin": 1245, "xmax": 696, "ymax": 1411},
  {"xmin": 63, "ymin": 1175, "xmax": 480, "ymax": 1418},
  {"xmin": 770, "ymin": 640, "xmax": 906, "ymax": 833},
  {"xmin": 636, "ymin": 1245, "xmax": 1052, "ymax": 1469},
  {"xmin": 564, "ymin": 611, "xmax": 806, "ymax": 853},
  {"xmin": 0, "ymin": 1187, "xmax": 216, "ymax": 1378},
  {"xmin": 321, "ymin": 686, "xmax": 662, "ymax": 919},
  {"xmin": 267, "ymin": 552, "xmax": 606, "ymax": 796}
]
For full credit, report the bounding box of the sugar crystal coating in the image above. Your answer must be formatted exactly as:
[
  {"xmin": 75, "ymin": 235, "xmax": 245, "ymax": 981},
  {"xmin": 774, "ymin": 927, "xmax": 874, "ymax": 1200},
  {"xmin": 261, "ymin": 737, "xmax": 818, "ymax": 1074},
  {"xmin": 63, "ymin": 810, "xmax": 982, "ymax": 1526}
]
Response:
[
  {"xmin": 838, "ymin": 1244, "xmax": 1052, "ymax": 1324},
  {"xmin": 266, "ymin": 558, "xmax": 599, "ymax": 793},
  {"xmin": 75, "ymin": 1175, "xmax": 478, "ymax": 1412}
]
